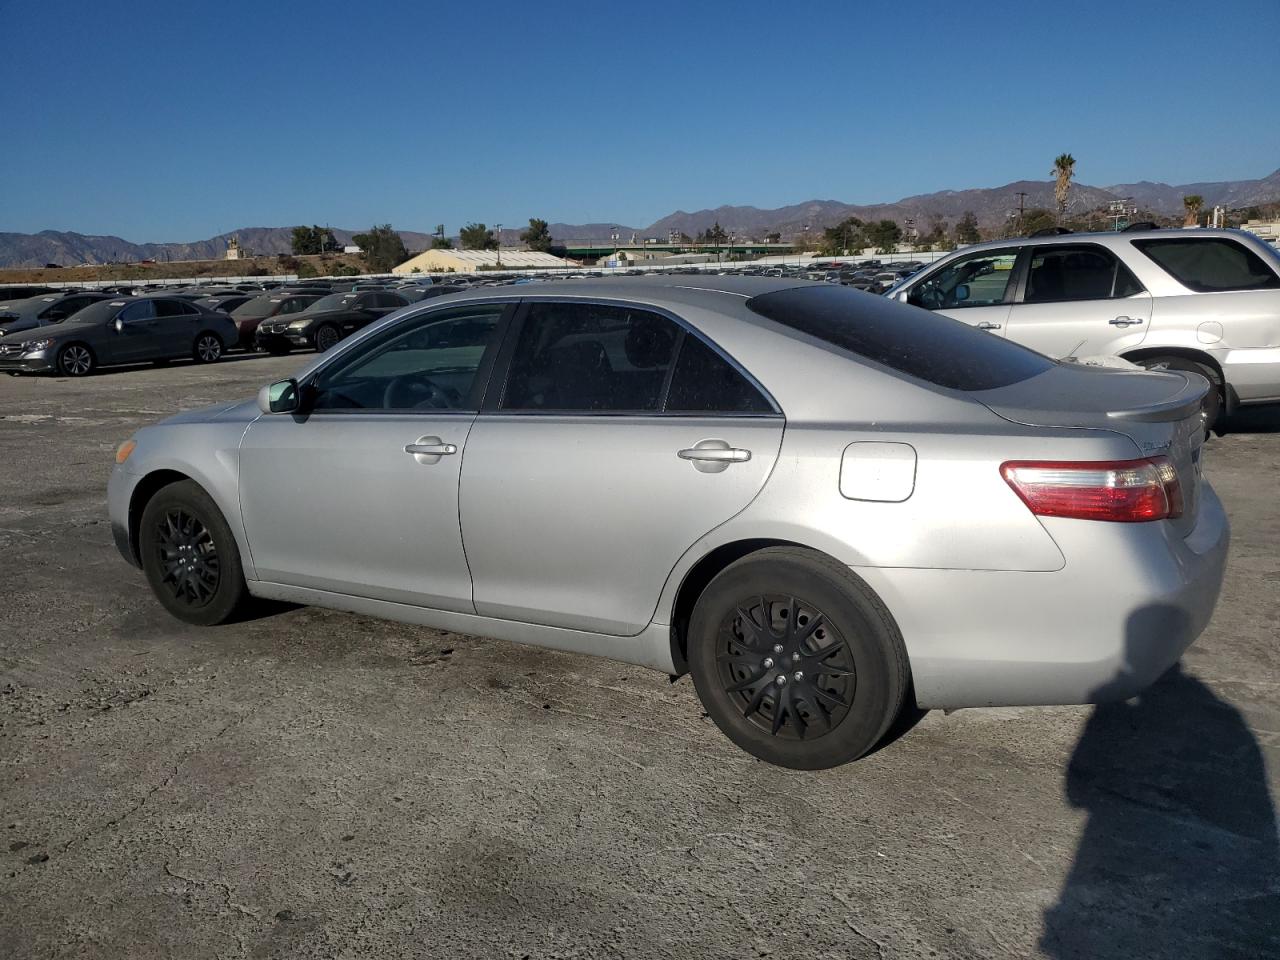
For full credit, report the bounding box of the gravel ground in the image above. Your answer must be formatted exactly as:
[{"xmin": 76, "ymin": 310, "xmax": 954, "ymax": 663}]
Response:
[{"xmin": 1, "ymin": 355, "xmax": 1277, "ymax": 960}]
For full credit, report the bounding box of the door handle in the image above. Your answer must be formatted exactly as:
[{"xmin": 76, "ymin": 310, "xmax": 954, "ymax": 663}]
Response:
[
  {"xmin": 678, "ymin": 440, "xmax": 752, "ymax": 474},
  {"xmin": 405, "ymin": 436, "xmax": 457, "ymax": 464},
  {"xmin": 1110, "ymin": 316, "xmax": 1144, "ymax": 327},
  {"xmin": 977, "ymin": 322, "xmax": 1002, "ymax": 330}
]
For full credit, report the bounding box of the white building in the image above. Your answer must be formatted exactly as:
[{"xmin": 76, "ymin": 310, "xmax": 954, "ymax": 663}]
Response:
[{"xmin": 393, "ymin": 249, "xmax": 575, "ymax": 274}]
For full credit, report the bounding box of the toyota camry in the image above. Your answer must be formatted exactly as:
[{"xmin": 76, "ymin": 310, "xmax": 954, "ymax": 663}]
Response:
[{"xmin": 107, "ymin": 277, "xmax": 1228, "ymax": 769}]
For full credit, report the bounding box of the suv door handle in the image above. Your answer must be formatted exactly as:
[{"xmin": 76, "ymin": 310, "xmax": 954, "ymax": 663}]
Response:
[
  {"xmin": 678, "ymin": 447, "xmax": 751, "ymax": 462},
  {"xmin": 1110, "ymin": 316, "xmax": 1144, "ymax": 327},
  {"xmin": 977, "ymin": 322, "xmax": 1002, "ymax": 330}
]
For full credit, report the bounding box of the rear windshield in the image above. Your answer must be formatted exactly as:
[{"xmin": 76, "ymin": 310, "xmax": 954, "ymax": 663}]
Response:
[
  {"xmin": 746, "ymin": 284, "xmax": 1053, "ymax": 392},
  {"xmin": 231, "ymin": 296, "xmax": 282, "ymax": 318},
  {"xmin": 1131, "ymin": 237, "xmax": 1280, "ymax": 293}
]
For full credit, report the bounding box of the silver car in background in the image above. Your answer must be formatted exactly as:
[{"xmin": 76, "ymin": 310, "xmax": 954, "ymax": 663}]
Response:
[
  {"xmin": 108, "ymin": 277, "xmax": 1228, "ymax": 769},
  {"xmin": 886, "ymin": 228, "xmax": 1280, "ymax": 428}
]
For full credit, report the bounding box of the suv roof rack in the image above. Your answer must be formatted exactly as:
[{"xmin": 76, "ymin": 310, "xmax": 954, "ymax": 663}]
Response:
[
  {"xmin": 1122, "ymin": 221, "xmax": 1159, "ymax": 232},
  {"xmin": 1029, "ymin": 226, "xmax": 1073, "ymax": 237}
]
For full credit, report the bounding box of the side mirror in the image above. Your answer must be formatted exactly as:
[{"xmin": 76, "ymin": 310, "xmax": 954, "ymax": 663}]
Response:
[
  {"xmin": 114, "ymin": 317, "xmax": 125, "ymax": 333},
  {"xmin": 953, "ymin": 284, "xmax": 970, "ymax": 302},
  {"xmin": 257, "ymin": 378, "xmax": 300, "ymax": 415}
]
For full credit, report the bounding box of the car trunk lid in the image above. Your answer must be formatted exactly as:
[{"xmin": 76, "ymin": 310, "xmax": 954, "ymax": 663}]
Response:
[{"xmin": 972, "ymin": 362, "xmax": 1208, "ymax": 538}]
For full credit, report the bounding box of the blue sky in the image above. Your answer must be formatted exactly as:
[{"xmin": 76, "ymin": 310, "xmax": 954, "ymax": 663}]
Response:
[{"xmin": 2, "ymin": 0, "xmax": 1277, "ymax": 241}]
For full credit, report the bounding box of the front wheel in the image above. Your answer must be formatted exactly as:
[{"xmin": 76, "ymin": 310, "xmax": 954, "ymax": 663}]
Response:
[
  {"xmin": 313, "ymin": 324, "xmax": 340, "ymax": 353},
  {"xmin": 193, "ymin": 332, "xmax": 224, "ymax": 364},
  {"xmin": 688, "ymin": 547, "xmax": 909, "ymax": 769},
  {"xmin": 139, "ymin": 480, "xmax": 249, "ymax": 626},
  {"xmin": 56, "ymin": 343, "xmax": 95, "ymax": 377}
]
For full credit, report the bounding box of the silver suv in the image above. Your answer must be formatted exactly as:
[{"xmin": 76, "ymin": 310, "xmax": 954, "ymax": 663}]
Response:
[{"xmin": 887, "ymin": 228, "xmax": 1280, "ymax": 427}]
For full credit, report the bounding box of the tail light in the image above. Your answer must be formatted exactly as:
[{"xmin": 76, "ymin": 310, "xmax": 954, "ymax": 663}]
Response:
[{"xmin": 1000, "ymin": 457, "xmax": 1183, "ymax": 522}]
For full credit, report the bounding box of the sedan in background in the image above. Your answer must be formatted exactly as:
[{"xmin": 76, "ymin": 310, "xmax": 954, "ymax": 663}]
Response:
[
  {"xmin": 0, "ymin": 295, "xmax": 237, "ymax": 376},
  {"xmin": 0, "ymin": 291, "xmax": 114, "ymax": 338},
  {"xmin": 196, "ymin": 293, "xmax": 257, "ymax": 317},
  {"xmin": 254, "ymin": 290, "xmax": 408, "ymax": 353},
  {"xmin": 228, "ymin": 292, "xmax": 325, "ymax": 350},
  {"xmin": 109, "ymin": 277, "xmax": 1226, "ymax": 769}
]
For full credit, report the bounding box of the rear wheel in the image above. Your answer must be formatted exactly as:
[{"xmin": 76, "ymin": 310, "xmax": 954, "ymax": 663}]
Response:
[
  {"xmin": 313, "ymin": 324, "xmax": 340, "ymax": 353},
  {"xmin": 193, "ymin": 332, "xmax": 223, "ymax": 364},
  {"xmin": 688, "ymin": 547, "xmax": 909, "ymax": 769},
  {"xmin": 56, "ymin": 343, "xmax": 95, "ymax": 377},
  {"xmin": 1136, "ymin": 355, "xmax": 1222, "ymax": 433},
  {"xmin": 139, "ymin": 480, "xmax": 249, "ymax": 626}
]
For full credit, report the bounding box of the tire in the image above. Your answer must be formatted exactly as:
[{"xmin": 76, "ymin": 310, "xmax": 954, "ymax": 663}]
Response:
[
  {"xmin": 55, "ymin": 343, "xmax": 95, "ymax": 377},
  {"xmin": 313, "ymin": 324, "xmax": 340, "ymax": 353},
  {"xmin": 193, "ymin": 332, "xmax": 224, "ymax": 364},
  {"xmin": 1136, "ymin": 356, "xmax": 1222, "ymax": 433},
  {"xmin": 138, "ymin": 480, "xmax": 249, "ymax": 626},
  {"xmin": 688, "ymin": 547, "xmax": 909, "ymax": 770}
]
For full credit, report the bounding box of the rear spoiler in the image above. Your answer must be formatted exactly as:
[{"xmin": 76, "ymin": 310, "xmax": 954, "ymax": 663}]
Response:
[{"xmin": 1106, "ymin": 370, "xmax": 1209, "ymax": 423}]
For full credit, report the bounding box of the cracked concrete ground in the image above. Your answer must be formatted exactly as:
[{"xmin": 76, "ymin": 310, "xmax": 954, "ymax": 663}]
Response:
[{"xmin": 1, "ymin": 355, "xmax": 1278, "ymax": 959}]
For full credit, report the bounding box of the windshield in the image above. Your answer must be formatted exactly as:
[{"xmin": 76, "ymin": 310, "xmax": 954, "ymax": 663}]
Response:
[
  {"xmin": 230, "ymin": 296, "xmax": 283, "ymax": 319},
  {"xmin": 303, "ymin": 293, "xmax": 357, "ymax": 313},
  {"xmin": 64, "ymin": 299, "xmax": 126, "ymax": 325}
]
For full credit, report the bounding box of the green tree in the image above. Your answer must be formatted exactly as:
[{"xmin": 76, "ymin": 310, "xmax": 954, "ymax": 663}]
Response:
[
  {"xmin": 460, "ymin": 222, "xmax": 498, "ymax": 250},
  {"xmin": 520, "ymin": 218, "xmax": 553, "ymax": 252},
  {"xmin": 351, "ymin": 224, "xmax": 409, "ymax": 273},
  {"xmin": 866, "ymin": 219, "xmax": 903, "ymax": 254},
  {"xmin": 955, "ymin": 211, "xmax": 981, "ymax": 244},
  {"xmin": 765, "ymin": 232, "xmax": 782, "ymax": 244},
  {"xmin": 1183, "ymin": 194, "xmax": 1204, "ymax": 226},
  {"xmin": 1052, "ymin": 153, "xmax": 1076, "ymax": 217},
  {"xmin": 1019, "ymin": 208, "xmax": 1058, "ymax": 235},
  {"xmin": 821, "ymin": 217, "xmax": 865, "ymax": 255},
  {"xmin": 431, "ymin": 235, "xmax": 454, "ymax": 249},
  {"xmin": 291, "ymin": 225, "xmax": 321, "ymax": 256}
]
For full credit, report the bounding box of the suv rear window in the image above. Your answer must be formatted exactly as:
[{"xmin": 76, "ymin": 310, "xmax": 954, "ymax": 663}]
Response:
[
  {"xmin": 746, "ymin": 284, "xmax": 1053, "ymax": 392},
  {"xmin": 1131, "ymin": 237, "xmax": 1280, "ymax": 293}
]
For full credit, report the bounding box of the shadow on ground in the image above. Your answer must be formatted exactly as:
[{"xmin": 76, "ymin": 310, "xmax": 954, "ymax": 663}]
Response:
[{"xmin": 1042, "ymin": 613, "xmax": 1279, "ymax": 959}]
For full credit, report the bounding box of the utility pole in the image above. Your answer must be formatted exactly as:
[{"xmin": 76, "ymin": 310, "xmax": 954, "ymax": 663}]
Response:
[
  {"xmin": 1015, "ymin": 191, "xmax": 1028, "ymax": 235},
  {"xmin": 495, "ymin": 223, "xmax": 502, "ymax": 268}
]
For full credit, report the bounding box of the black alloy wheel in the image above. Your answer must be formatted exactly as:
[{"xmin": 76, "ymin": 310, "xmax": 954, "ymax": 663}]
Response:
[
  {"xmin": 194, "ymin": 333, "xmax": 223, "ymax": 363},
  {"xmin": 56, "ymin": 343, "xmax": 94, "ymax": 376},
  {"xmin": 313, "ymin": 324, "xmax": 340, "ymax": 352},
  {"xmin": 153, "ymin": 508, "xmax": 220, "ymax": 606}
]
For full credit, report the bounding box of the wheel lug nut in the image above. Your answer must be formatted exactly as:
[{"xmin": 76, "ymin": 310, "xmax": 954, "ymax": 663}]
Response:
[
  {"xmin": 793, "ymin": 671, "xmax": 804, "ymax": 683},
  {"xmin": 775, "ymin": 675, "xmax": 787, "ymax": 686},
  {"xmin": 762, "ymin": 657, "xmax": 774, "ymax": 669},
  {"xmin": 792, "ymin": 652, "xmax": 801, "ymax": 663},
  {"xmin": 773, "ymin": 644, "xmax": 784, "ymax": 654}
]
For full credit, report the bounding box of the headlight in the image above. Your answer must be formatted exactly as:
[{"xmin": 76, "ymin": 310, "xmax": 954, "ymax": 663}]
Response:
[
  {"xmin": 21, "ymin": 338, "xmax": 55, "ymax": 353},
  {"xmin": 286, "ymin": 320, "xmax": 309, "ymax": 330}
]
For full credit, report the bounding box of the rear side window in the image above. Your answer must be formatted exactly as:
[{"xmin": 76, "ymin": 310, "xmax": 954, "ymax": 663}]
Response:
[
  {"xmin": 1023, "ymin": 245, "xmax": 1146, "ymax": 303},
  {"xmin": 747, "ymin": 284, "xmax": 1053, "ymax": 392},
  {"xmin": 666, "ymin": 335, "xmax": 773, "ymax": 413},
  {"xmin": 1132, "ymin": 237, "xmax": 1280, "ymax": 292}
]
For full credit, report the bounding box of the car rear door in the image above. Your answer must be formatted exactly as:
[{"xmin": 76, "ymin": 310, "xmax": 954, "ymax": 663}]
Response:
[
  {"xmin": 152, "ymin": 298, "xmax": 201, "ymax": 356},
  {"xmin": 459, "ymin": 299, "xmax": 785, "ymax": 637},
  {"xmin": 237, "ymin": 302, "xmax": 511, "ymax": 609},
  {"xmin": 1003, "ymin": 243, "xmax": 1152, "ymax": 358}
]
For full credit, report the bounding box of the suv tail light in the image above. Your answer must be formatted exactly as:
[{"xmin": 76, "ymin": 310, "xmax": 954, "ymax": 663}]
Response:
[{"xmin": 1000, "ymin": 457, "xmax": 1183, "ymax": 522}]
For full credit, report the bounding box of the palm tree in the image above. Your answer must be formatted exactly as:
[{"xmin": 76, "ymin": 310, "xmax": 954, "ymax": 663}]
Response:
[
  {"xmin": 1052, "ymin": 153, "xmax": 1076, "ymax": 218},
  {"xmin": 1183, "ymin": 194, "xmax": 1204, "ymax": 227}
]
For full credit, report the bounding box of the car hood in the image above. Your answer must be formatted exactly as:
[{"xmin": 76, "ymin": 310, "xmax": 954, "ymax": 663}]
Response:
[
  {"xmin": 0, "ymin": 318, "xmax": 40, "ymax": 338},
  {"xmin": 156, "ymin": 398, "xmax": 260, "ymax": 427}
]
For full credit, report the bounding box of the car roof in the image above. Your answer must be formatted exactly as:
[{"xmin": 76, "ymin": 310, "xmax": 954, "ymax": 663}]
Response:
[
  {"xmin": 952, "ymin": 226, "xmax": 1259, "ymax": 254},
  {"xmin": 419, "ymin": 274, "xmax": 804, "ymax": 311}
]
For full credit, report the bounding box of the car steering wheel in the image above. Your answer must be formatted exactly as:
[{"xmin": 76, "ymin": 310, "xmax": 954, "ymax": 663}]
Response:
[{"xmin": 382, "ymin": 372, "xmax": 459, "ymax": 410}]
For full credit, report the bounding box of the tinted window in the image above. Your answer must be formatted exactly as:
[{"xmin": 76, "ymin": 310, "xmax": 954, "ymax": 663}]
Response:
[
  {"xmin": 907, "ymin": 248, "xmax": 1020, "ymax": 309},
  {"xmin": 1132, "ymin": 237, "xmax": 1280, "ymax": 292},
  {"xmin": 377, "ymin": 293, "xmax": 408, "ymax": 309},
  {"xmin": 118, "ymin": 300, "xmax": 155, "ymax": 323},
  {"xmin": 1024, "ymin": 245, "xmax": 1146, "ymax": 303},
  {"xmin": 310, "ymin": 305, "xmax": 504, "ymax": 411},
  {"xmin": 501, "ymin": 302, "xmax": 679, "ymax": 412},
  {"xmin": 153, "ymin": 299, "xmax": 196, "ymax": 317},
  {"xmin": 747, "ymin": 284, "xmax": 1053, "ymax": 392},
  {"xmin": 666, "ymin": 335, "xmax": 773, "ymax": 414}
]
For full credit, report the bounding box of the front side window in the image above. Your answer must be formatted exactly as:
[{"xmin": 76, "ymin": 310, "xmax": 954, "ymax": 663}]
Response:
[
  {"xmin": 907, "ymin": 248, "xmax": 1020, "ymax": 310},
  {"xmin": 501, "ymin": 303, "xmax": 679, "ymax": 412},
  {"xmin": 118, "ymin": 300, "xmax": 155, "ymax": 323},
  {"xmin": 1131, "ymin": 237, "xmax": 1280, "ymax": 293},
  {"xmin": 1023, "ymin": 245, "xmax": 1146, "ymax": 303},
  {"xmin": 309, "ymin": 305, "xmax": 505, "ymax": 412}
]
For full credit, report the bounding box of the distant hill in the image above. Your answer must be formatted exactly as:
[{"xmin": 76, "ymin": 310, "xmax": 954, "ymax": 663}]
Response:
[{"xmin": 3, "ymin": 168, "xmax": 1277, "ymax": 267}]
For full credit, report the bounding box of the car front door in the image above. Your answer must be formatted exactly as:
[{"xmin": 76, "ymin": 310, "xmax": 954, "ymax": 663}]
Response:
[
  {"xmin": 106, "ymin": 299, "xmax": 159, "ymax": 363},
  {"xmin": 1003, "ymin": 243, "xmax": 1152, "ymax": 358},
  {"xmin": 237, "ymin": 302, "xmax": 510, "ymax": 610},
  {"xmin": 459, "ymin": 299, "xmax": 785, "ymax": 637},
  {"xmin": 900, "ymin": 246, "xmax": 1021, "ymax": 336}
]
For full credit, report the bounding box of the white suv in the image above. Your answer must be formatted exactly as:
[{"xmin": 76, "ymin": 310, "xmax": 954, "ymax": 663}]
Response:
[{"xmin": 887, "ymin": 228, "xmax": 1280, "ymax": 427}]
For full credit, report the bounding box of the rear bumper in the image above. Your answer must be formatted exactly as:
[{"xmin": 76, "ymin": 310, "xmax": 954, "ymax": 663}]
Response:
[{"xmin": 860, "ymin": 482, "xmax": 1230, "ymax": 709}]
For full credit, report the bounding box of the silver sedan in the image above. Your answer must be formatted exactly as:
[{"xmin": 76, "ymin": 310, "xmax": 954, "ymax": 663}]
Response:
[{"xmin": 107, "ymin": 277, "xmax": 1229, "ymax": 769}]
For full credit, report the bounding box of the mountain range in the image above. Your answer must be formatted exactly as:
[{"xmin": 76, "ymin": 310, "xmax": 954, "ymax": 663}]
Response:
[{"xmin": 3, "ymin": 169, "xmax": 1277, "ymax": 268}]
